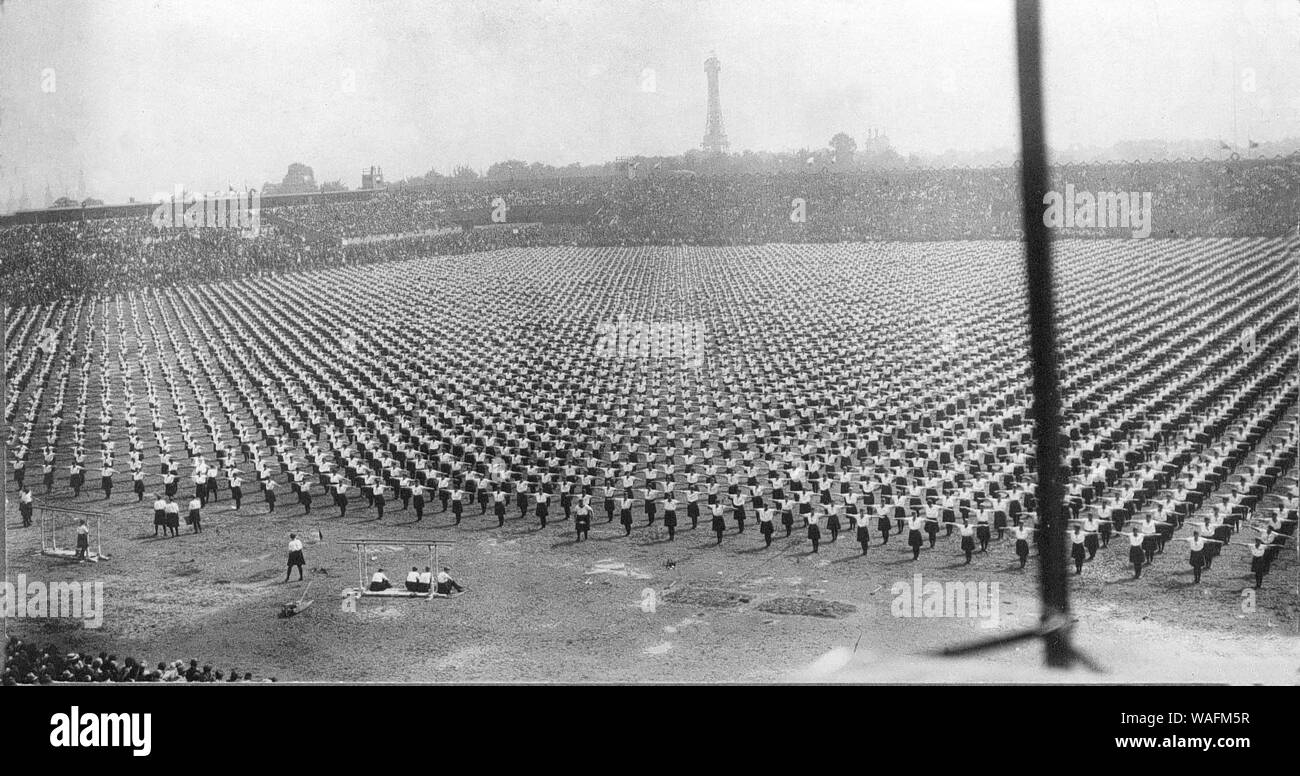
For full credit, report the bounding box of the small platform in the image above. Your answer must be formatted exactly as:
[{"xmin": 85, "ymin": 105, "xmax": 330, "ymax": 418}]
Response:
[
  {"xmin": 360, "ymin": 588, "xmax": 434, "ymax": 599},
  {"xmin": 41, "ymin": 549, "xmax": 108, "ymax": 563}
]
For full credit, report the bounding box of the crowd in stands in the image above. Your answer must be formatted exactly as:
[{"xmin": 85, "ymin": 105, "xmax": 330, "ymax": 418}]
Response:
[
  {"xmin": 3, "ymin": 636, "xmax": 276, "ymax": 683},
  {"xmin": 279, "ymin": 158, "xmax": 1300, "ymax": 246},
  {"xmin": 276, "ymin": 189, "xmax": 448, "ymax": 238},
  {"xmin": 2, "ymin": 157, "xmax": 1296, "ymax": 303},
  {"xmin": 0, "ymin": 218, "xmax": 328, "ymax": 304}
]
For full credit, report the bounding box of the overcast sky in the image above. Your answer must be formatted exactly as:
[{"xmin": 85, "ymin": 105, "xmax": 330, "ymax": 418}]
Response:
[{"xmin": 1, "ymin": 0, "xmax": 1297, "ymax": 203}]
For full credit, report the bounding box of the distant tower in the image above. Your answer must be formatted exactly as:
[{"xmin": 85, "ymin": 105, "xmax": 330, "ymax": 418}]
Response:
[{"xmin": 701, "ymin": 53, "xmax": 728, "ymax": 154}]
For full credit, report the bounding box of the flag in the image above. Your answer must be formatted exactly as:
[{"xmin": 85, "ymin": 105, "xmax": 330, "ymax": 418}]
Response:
[
  {"xmin": 1248, "ymin": 139, "xmax": 1259, "ymax": 149},
  {"xmin": 1218, "ymin": 140, "xmax": 1232, "ymax": 151}
]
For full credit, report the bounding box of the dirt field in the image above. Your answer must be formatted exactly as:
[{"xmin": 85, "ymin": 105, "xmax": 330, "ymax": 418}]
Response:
[{"xmin": 6, "ymin": 492, "xmax": 1296, "ymax": 683}]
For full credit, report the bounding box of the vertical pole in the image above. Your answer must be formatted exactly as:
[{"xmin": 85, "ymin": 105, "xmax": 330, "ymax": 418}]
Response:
[
  {"xmin": 358, "ymin": 544, "xmax": 364, "ymax": 591},
  {"xmin": 0, "ymin": 294, "xmax": 6, "ymax": 640},
  {"xmin": 1015, "ymin": 0, "xmax": 1073, "ymax": 668}
]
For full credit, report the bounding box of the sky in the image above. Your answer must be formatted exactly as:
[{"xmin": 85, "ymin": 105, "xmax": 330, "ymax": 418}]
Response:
[{"xmin": 0, "ymin": 0, "xmax": 1297, "ymax": 203}]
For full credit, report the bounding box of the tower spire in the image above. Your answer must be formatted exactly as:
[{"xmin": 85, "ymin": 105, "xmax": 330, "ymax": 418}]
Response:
[{"xmin": 702, "ymin": 53, "xmax": 728, "ymax": 154}]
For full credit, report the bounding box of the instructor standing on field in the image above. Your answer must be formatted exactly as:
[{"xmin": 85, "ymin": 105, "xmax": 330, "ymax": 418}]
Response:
[{"xmin": 285, "ymin": 533, "xmax": 306, "ymax": 582}]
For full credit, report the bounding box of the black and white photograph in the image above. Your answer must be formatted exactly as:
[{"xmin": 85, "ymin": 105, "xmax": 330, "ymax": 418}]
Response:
[{"xmin": 0, "ymin": 0, "xmax": 1297, "ymax": 704}]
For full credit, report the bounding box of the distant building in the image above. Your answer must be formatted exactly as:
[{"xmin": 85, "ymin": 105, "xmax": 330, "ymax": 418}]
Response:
[
  {"xmin": 362, "ymin": 166, "xmax": 385, "ymax": 189},
  {"xmin": 862, "ymin": 128, "xmax": 893, "ymax": 157},
  {"xmin": 264, "ymin": 163, "xmax": 318, "ymax": 196}
]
